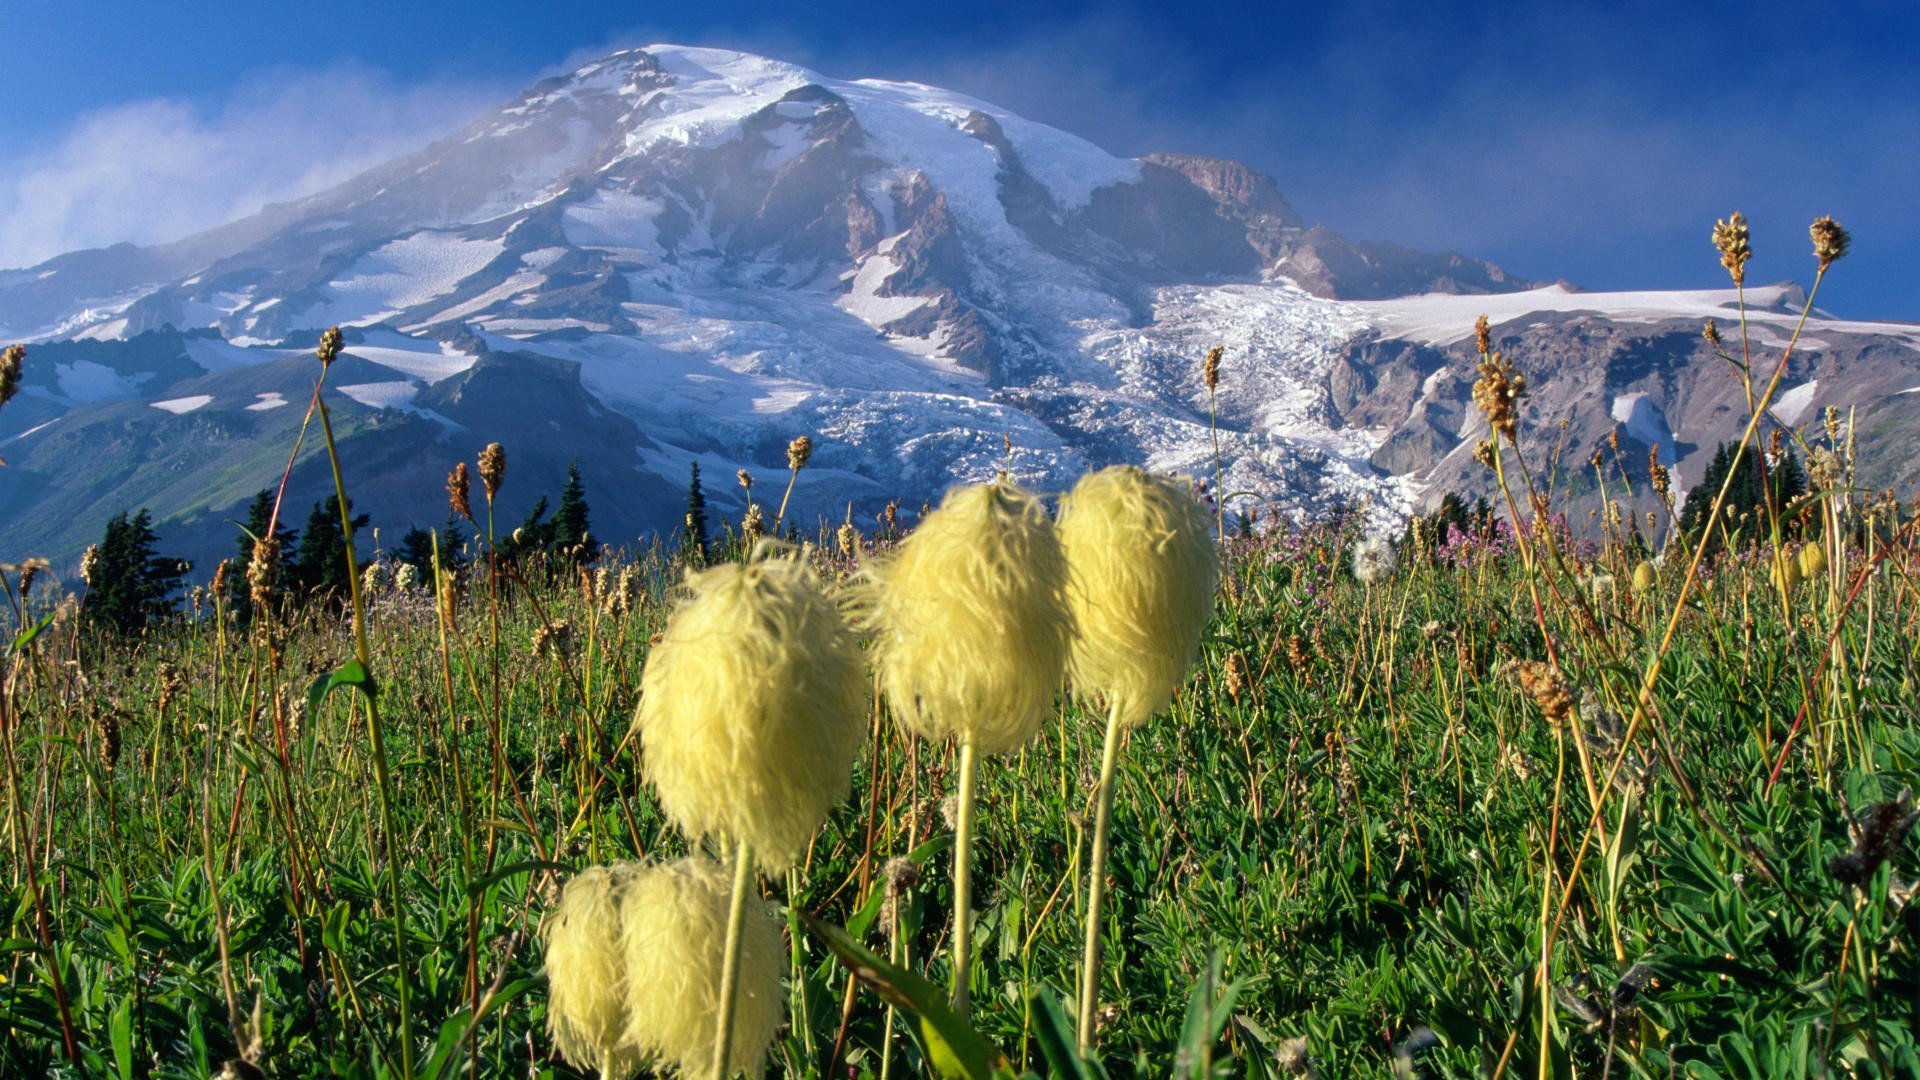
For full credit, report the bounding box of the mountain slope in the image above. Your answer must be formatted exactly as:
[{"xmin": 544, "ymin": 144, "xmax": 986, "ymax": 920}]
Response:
[{"xmin": 3, "ymin": 45, "xmax": 1915, "ymax": 569}]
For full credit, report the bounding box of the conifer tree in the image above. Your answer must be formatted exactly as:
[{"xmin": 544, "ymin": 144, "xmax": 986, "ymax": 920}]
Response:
[
  {"xmin": 394, "ymin": 526, "xmax": 436, "ymax": 578},
  {"xmin": 683, "ymin": 462, "xmax": 709, "ymax": 563},
  {"xmin": 552, "ymin": 460, "xmax": 598, "ymax": 563},
  {"xmin": 1678, "ymin": 441, "xmax": 1807, "ymax": 553},
  {"xmin": 83, "ymin": 509, "xmax": 190, "ymax": 633},
  {"xmin": 438, "ymin": 513, "xmax": 470, "ymax": 579},
  {"xmin": 501, "ymin": 496, "xmax": 555, "ymax": 563},
  {"xmin": 293, "ymin": 494, "xmax": 370, "ymax": 606}
]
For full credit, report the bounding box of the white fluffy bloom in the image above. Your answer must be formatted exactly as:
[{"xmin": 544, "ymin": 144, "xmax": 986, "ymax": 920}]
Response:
[{"xmin": 1351, "ymin": 537, "xmax": 1397, "ymax": 584}]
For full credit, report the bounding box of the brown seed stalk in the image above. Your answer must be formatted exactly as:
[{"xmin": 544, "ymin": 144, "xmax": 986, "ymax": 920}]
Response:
[
  {"xmin": 1712, "ymin": 212, "xmax": 1752, "ymax": 286},
  {"xmin": 447, "ymin": 462, "xmax": 473, "ymax": 522},
  {"xmin": 317, "ymin": 326, "xmax": 344, "ymax": 368},
  {"xmin": 786, "ymin": 434, "xmax": 813, "ymax": 472},
  {"xmin": 0, "ymin": 343, "xmax": 23, "ymax": 407},
  {"xmin": 478, "ymin": 443, "xmax": 506, "ymax": 501},
  {"xmin": 1810, "ymin": 215, "xmax": 1851, "ymax": 272}
]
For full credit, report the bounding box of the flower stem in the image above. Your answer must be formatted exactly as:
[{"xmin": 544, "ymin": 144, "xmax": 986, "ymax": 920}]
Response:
[
  {"xmin": 712, "ymin": 838, "xmax": 755, "ymax": 1078},
  {"xmin": 950, "ymin": 738, "xmax": 980, "ymax": 1016},
  {"xmin": 315, "ymin": 388, "xmax": 413, "ymax": 1079},
  {"xmin": 1077, "ymin": 702, "xmax": 1125, "ymax": 1050}
]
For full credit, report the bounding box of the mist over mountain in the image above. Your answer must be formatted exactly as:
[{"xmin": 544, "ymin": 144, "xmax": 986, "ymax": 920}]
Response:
[{"xmin": 3, "ymin": 45, "xmax": 1916, "ymax": 569}]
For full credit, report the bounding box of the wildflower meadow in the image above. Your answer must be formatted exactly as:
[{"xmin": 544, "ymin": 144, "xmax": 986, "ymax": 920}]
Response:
[{"xmin": 2, "ymin": 215, "xmax": 1917, "ymax": 1078}]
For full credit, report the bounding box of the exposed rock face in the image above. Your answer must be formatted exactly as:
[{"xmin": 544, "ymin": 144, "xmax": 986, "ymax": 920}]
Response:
[
  {"xmin": 1357, "ymin": 308, "xmax": 1920, "ymax": 531},
  {"xmin": 1271, "ymin": 227, "xmax": 1532, "ymax": 299}
]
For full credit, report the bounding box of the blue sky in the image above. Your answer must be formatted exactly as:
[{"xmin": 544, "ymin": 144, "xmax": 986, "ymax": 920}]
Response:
[{"xmin": 2, "ymin": 1, "xmax": 1914, "ymax": 316}]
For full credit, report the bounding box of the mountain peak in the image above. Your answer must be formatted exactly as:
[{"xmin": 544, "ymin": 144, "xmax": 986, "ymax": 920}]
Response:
[{"xmin": 14, "ymin": 43, "xmax": 1907, "ymax": 572}]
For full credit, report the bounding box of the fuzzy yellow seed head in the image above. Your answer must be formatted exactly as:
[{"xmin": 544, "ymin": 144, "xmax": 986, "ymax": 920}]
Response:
[
  {"xmin": 1055, "ymin": 467, "xmax": 1218, "ymax": 729},
  {"xmin": 860, "ymin": 480, "xmax": 1073, "ymax": 755},
  {"xmin": 1630, "ymin": 560, "xmax": 1657, "ymax": 594},
  {"xmin": 623, "ymin": 857, "xmax": 784, "ymax": 1079},
  {"xmin": 1771, "ymin": 551, "xmax": 1803, "ymax": 592},
  {"xmin": 541, "ymin": 864, "xmax": 647, "ymax": 1080},
  {"xmin": 1798, "ymin": 543, "xmax": 1828, "ymax": 581},
  {"xmin": 635, "ymin": 556, "xmax": 866, "ymax": 871}
]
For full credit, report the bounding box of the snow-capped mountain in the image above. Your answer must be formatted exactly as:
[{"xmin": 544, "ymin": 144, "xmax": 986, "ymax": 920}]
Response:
[{"xmin": 3, "ymin": 45, "xmax": 1916, "ymax": 567}]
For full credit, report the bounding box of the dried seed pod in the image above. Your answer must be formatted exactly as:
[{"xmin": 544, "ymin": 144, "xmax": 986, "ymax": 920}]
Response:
[
  {"xmin": 478, "ymin": 443, "xmax": 507, "ymax": 501},
  {"xmin": 447, "ymin": 462, "xmax": 473, "ymax": 522},
  {"xmin": 1810, "ymin": 214, "xmax": 1850, "ymax": 272},
  {"xmin": 1712, "ymin": 211, "xmax": 1752, "ymax": 285}
]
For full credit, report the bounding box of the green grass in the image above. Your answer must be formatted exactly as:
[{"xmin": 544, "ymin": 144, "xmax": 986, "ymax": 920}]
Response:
[{"xmin": 4, "ymin": 499, "xmax": 1918, "ymax": 1077}]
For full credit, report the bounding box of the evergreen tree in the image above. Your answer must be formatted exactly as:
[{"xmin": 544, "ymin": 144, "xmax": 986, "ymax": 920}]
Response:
[
  {"xmin": 500, "ymin": 496, "xmax": 555, "ymax": 562},
  {"xmin": 395, "ymin": 516, "xmax": 471, "ymax": 581},
  {"xmin": 394, "ymin": 526, "xmax": 436, "ymax": 578},
  {"xmin": 552, "ymin": 461, "xmax": 598, "ymax": 563},
  {"xmin": 83, "ymin": 509, "xmax": 190, "ymax": 633},
  {"xmin": 438, "ymin": 513, "xmax": 470, "ymax": 579},
  {"xmin": 1677, "ymin": 441, "xmax": 1808, "ymax": 553},
  {"xmin": 293, "ymin": 495, "xmax": 370, "ymax": 605},
  {"xmin": 683, "ymin": 462, "xmax": 709, "ymax": 563}
]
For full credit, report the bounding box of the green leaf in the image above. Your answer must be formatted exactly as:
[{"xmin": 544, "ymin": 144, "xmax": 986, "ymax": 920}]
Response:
[
  {"xmin": 307, "ymin": 658, "xmax": 378, "ymax": 713},
  {"xmin": 417, "ymin": 1014, "xmax": 472, "ymax": 1080},
  {"xmin": 110, "ymin": 995, "xmax": 134, "ymax": 1080},
  {"xmin": 848, "ymin": 834, "xmax": 951, "ymax": 939},
  {"xmin": 7, "ymin": 612, "xmax": 53, "ymax": 655},
  {"xmin": 1028, "ymin": 989, "xmax": 1093, "ymax": 1080},
  {"xmin": 320, "ymin": 900, "xmax": 351, "ymax": 955},
  {"xmin": 1176, "ymin": 953, "xmax": 1216, "ymax": 1078},
  {"xmin": 798, "ymin": 910, "xmax": 1013, "ymax": 1079},
  {"xmin": 467, "ymin": 859, "xmax": 572, "ymax": 898}
]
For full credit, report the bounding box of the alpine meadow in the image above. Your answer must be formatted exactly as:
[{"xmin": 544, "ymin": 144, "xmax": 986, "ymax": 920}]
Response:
[{"xmin": 4, "ymin": 26, "xmax": 1920, "ymax": 1080}]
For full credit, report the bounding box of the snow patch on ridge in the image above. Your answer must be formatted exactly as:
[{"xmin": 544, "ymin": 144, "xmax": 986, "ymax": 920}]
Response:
[
  {"xmin": 151, "ymin": 395, "xmax": 212, "ymax": 414},
  {"xmin": 55, "ymin": 361, "xmax": 145, "ymax": 403},
  {"xmin": 562, "ymin": 190, "xmax": 665, "ymax": 257},
  {"xmin": 1769, "ymin": 380, "xmax": 1819, "ymax": 425},
  {"xmin": 298, "ymin": 232, "xmax": 505, "ymax": 329},
  {"xmin": 1610, "ymin": 392, "xmax": 1677, "ymax": 465},
  {"xmin": 1351, "ymin": 284, "xmax": 1920, "ymax": 350},
  {"xmin": 838, "ymin": 250, "xmax": 932, "ymax": 327},
  {"xmin": 346, "ymin": 330, "xmax": 476, "ymax": 383}
]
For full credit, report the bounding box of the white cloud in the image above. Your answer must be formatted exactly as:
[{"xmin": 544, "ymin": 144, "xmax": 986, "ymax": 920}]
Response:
[{"xmin": 0, "ymin": 63, "xmax": 500, "ymax": 269}]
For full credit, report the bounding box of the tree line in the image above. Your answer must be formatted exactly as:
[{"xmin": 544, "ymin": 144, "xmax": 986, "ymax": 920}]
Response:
[{"xmin": 82, "ymin": 461, "xmax": 599, "ymax": 633}]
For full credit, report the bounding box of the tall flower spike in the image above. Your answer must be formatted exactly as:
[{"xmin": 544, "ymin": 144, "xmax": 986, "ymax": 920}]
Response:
[
  {"xmin": 860, "ymin": 479, "xmax": 1074, "ymax": 755},
  {"xmin": 1472, "ymin": 351, "xmax": 1526, "ymax": 443},
  {"xmin": 1055, "ymin": 466, "xmax": 1218, "ymax": 730},
  {"xmin": 634, "ymin": 555, "xmax": 866, "ymax": 872},
  {"xmin": 622, "ymin": 858, "xmax": 785, "ymax": 1080},
  {"xmin": 541, "ymin": 864, "xmax": 648, "ymax": 1080},
  {"xmin": 1202, "ymin": 345, "xmax": 1223, "ymax": 393}
]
